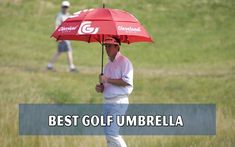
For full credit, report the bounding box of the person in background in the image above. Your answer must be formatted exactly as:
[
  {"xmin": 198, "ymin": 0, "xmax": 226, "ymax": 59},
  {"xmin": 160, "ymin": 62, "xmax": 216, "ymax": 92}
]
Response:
[
  {"xmin": 47, "ymin": 1, "xmax": 77, "ymax": 72},
  {"xmin": 95, "ymin": 36, "xmax": 134, "ymax": 147}
]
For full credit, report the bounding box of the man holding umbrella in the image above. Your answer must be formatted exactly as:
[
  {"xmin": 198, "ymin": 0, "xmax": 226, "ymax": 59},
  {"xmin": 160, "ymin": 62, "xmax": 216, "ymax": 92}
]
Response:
[
  {"xmin": 51, "ymin": 7, "xmax": 152, "ymax": 146},
  {"xmin": 95, "ymin": 36, "xmax": 133, "ymax": 147}
]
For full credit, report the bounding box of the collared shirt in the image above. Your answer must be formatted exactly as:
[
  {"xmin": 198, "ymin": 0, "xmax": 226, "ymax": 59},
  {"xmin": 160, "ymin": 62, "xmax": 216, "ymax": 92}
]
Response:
[
  {"xmin": 55, "ymin": 12, "xmax": 70, "ymax": 29},
  {"xmin": 103, "ymin": 52, "xmax": 133, "ymax": 98}
]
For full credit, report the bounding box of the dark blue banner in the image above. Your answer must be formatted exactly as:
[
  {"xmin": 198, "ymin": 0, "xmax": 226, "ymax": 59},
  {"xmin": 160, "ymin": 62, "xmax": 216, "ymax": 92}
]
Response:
[{"xmin": 19, "ymin": 104, "xmax": 216, "ymax": 135}]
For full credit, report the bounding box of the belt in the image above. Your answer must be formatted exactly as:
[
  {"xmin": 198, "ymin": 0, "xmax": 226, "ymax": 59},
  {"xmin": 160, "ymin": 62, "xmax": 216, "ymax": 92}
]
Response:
[
  {"xmin": 104, "ymin": 94, "xmax": 129, "ymax": 100},
  {"xmin": 104, "ymin": 95, "xmax": 129, "ymax": 104}
]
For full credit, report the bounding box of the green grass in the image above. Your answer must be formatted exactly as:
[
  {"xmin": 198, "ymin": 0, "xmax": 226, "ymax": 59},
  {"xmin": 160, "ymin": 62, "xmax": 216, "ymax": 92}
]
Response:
[{"xmin": 0, "ymin": 0, "xmax": 235, "ymax": 146}]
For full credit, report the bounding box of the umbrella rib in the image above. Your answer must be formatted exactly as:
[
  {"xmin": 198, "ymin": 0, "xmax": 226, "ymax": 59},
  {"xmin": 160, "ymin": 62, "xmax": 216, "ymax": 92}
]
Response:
[{"xmin": 106, "ymin": 9, "xmax": 119, "ymax": 38}]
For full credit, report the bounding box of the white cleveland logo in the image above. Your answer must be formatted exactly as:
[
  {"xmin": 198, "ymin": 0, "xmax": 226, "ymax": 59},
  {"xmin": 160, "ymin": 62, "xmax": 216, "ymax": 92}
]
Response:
[
  {"xmin": 118, "ymin": 26, "xmax": 141, "ymax": 33},
  {"xmin": 78, "ymin": 21, "xmax": 99, "ymax": 34},
  {"xmin": 58, "ymin": 26, "xmax": 77, "ymax": 32}
]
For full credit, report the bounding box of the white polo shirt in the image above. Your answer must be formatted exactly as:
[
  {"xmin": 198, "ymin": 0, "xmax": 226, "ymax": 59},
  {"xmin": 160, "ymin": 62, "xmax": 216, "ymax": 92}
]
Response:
[
  {"xmin": 103, "ymin": 52, "xmax": 133, "ymax": 99},
  {"xmin": 55, "ymin": 12, "xmax": 70, "ymax": 29}
]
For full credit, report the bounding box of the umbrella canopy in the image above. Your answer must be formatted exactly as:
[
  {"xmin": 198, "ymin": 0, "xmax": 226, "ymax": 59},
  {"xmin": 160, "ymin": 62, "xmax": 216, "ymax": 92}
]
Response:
[{"xmin": 51, "ymin": 8, "xmax": 153, "ymax": 44}]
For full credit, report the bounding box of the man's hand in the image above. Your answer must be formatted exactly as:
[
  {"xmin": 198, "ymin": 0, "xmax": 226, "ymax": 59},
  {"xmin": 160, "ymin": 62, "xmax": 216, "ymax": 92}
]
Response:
[
  {"xmin": 99, "ymin": 75, "xmax": 109, "ymax": 83},
  {"xmin": 95, "ymin": 84, "xmax": 104, "ymax": 93}
]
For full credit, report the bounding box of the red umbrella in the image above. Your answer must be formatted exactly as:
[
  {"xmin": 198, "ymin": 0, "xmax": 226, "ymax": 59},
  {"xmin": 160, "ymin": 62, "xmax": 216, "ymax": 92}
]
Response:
[{"xmin": 51, "ymin": 5, "xmax": 153, "ymax": 74}]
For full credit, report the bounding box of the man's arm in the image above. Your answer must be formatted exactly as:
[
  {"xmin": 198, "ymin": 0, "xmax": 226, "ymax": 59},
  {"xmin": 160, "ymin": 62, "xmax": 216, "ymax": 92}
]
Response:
[
  {"xmin": 107, "ymin": 78, "xmax": 130, "ymax": 87},
  {"xmin": 100, "ymin": 75, "xmax": 129, "ymax": 87}
]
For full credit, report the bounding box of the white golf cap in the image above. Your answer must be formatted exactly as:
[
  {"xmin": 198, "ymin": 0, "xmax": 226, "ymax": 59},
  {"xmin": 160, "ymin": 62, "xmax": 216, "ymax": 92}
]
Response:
[{"xmin": 61, "ymin": 1, "xmax": 70, "ymax": 7}]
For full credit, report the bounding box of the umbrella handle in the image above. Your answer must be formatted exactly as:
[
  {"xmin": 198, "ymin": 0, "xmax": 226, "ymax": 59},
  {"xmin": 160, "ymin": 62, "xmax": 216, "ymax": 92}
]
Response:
[
  {"xmin": 100, "ymin": 71, "xmax": 103, "ymax": 85},
  {"xmin": 98, "ymin": 72, "xmax": 104, "ymax": 91}
]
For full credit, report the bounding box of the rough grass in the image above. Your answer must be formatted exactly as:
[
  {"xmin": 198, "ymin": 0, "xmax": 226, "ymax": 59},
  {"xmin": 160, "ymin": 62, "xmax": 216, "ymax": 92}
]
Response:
[{"xmin": 0, "ymin": 0, "xmax": 235, "ymax": 146}]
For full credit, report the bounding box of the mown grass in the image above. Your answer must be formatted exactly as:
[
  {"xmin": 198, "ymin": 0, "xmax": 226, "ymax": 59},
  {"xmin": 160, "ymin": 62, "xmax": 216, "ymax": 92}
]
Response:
[{"xmin": 0, "ymin": 0, "xmax": 234, "ymax": 146}]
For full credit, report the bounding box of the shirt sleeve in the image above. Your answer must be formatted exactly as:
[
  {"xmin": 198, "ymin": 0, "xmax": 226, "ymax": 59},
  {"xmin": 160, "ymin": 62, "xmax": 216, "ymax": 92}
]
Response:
[{"xmin": 121, "ymin": 59, "xmax": 133, "ymax": 86}]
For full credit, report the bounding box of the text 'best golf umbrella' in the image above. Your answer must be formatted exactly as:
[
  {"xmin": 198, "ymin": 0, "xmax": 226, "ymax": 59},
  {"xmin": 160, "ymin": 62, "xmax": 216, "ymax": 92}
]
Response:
[{"xmin": 51, "ymin": 5, "xmax": 153, "ymax": 74}]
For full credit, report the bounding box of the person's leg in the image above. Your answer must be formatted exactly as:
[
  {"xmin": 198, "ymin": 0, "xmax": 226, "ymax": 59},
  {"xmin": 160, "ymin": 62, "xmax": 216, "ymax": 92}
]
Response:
[
  {"xmin": 106, "ymin": 136, "xmax": 127, "ymax": 147},
  {"xmin": 64, "ymin": 40, "xmax": 76, "ymax": 71},
  {"xmin": 47, "ymin": 52, "xmax": 61, "ymax": 69},
  {"xmin": 104, "ymin": 99, "xmax": 129, "ymax": 147},
  {"xmin": 66, "ymin": 51, "xmax": 76, "ymax": 70}
]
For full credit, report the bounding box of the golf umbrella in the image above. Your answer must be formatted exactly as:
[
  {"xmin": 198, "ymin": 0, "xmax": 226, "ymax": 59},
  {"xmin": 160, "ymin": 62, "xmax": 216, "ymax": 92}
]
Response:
[{"xmin": 51, "ymin": 6, "xmax": 153, "ymax": 74}]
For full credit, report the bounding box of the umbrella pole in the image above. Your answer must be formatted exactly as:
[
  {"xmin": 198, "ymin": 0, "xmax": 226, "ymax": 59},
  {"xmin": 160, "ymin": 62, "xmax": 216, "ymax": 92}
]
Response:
[
  {"xmin": 100, "ymin": 34, "xmax": 104, "ymax": 86},
  {"xmin": 101, "ymin": 3, "xmax": 105, "ymax": 75},
  {"xmin": 100, "ymin": 3, "xmax": 105, "ymax": 86}
]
